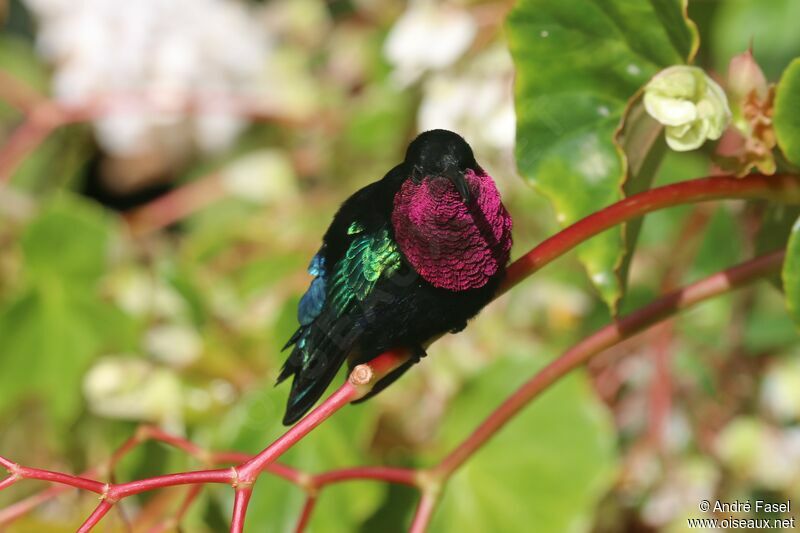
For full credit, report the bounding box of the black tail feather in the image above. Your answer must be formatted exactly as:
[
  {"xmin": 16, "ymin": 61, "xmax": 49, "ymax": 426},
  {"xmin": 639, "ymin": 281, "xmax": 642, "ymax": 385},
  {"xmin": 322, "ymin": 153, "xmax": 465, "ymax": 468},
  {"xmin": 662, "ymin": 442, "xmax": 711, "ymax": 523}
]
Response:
[
  {"xmin": 279, "ymin": 318, "xmax": 352, "ymax": 425},
  {"xmin": 282, "ymin": 349, "xmax": 348, "ymax": 425}
]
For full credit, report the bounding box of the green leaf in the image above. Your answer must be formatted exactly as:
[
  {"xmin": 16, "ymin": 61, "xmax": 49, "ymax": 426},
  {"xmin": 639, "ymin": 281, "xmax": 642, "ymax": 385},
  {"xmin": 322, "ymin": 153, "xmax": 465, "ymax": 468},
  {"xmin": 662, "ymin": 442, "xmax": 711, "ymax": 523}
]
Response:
[
  {"xmin": 0, "ymin": 290, "xmax": 131, "ymax": 424},
  {"xmin": 0, "ymin": 194, "xmax": 130, "ymax": 424},
  {"xmin": 21, "ymin": 195, "xmax": 112, "ymax": 285},
  {"xmin": 755, "ymin": 204, "xmax": 800, "ymax": 290},
  {"xmin": 774, "ymin": 58, "xmax": 800, "ymax": 167},
  {"xmin": 507, "ymin": 0, "xmax": 698, "ymax": 312},
  {"xmin": 429, "ymin": 357, "xmax": 616, "ymax": 533},
  {"xmin": 782, "ymin": 215, "xmax": 800, "ymax": 328}
]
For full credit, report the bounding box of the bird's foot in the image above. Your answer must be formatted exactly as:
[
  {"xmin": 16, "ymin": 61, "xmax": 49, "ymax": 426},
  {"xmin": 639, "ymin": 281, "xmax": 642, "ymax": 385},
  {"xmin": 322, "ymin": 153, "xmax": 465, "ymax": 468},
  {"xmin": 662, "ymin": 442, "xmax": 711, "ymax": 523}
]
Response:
[
  {"xmin": 411, "ymin": 345, "xmax": 428, "ymax": 364},
  {"xmin": 449, "ymin": 320, "xmax": 468, "ymax": 334}
]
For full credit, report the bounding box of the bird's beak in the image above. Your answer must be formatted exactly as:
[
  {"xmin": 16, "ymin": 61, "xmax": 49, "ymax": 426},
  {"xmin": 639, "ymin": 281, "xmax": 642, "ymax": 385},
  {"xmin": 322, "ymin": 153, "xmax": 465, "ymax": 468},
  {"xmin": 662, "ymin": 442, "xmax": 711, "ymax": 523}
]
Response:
[{"xmin": 444, "ymin": 167, "xmax": 471, "ymax": 203}]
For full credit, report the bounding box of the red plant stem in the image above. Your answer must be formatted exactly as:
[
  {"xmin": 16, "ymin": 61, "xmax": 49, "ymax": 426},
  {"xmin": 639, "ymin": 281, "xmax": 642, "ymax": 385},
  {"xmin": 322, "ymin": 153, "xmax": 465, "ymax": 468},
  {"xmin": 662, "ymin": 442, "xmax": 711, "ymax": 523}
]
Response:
[
  {"xmin": 0, "ymin": 70, "xmax": 46, "ymax": 113},
  {"xmin": 140, "ymin": 425, "xmax": 204, "ymax": 456},
  {"xmin": 0, "ymin": 113, "xmax": 57, "ymax": 183},
  {"xmin": 502, "ymin": 174, "xmax": 800, "ymax": 292},
  {"xmin": 236, "ymin": 351, "xmax": 408, "ymax": 484},
  {"xmin": 0, "ymin": 476, "xmax": 17, "ymax": 491},
  {"xmin": 0, "ymin": 173, "xmax": 797, "ymax": 530},
  {"xmin": 295, "ymin": 495, "xmax": 318, "ymax": 532},
  {"xmin": 230, "ymin": 488, "xmax": 254, "ymax": 533},
  {"xmin": 313, "ymin": 466, "xmax": 418, "ymax": 488},
  {"xmin": 77, "ymin": 500, "xmax": 114, "ymax": 533},
  {"xmin": 11, "ymin": 465, "xmax": 107, "ymax": 494},
  {"xmin": 123, "ymin": 173, "xmax": 226, "ymax": 238},
  {"xmin": 647, "ymin": 206, "xmax": 709, "ymax": 448},
  {"xmin": 109, "ymin": 468, "xmax": 234, "ymax": 499},
  {"xmin": 435, "ymin": 250, "xmax": 785, "ymax": 477},
  {"xmin": 236, "ymin": 384, "xmax": 358, "ymax": 483},
  {"xmin": 0, "ymin": 486, "xmax": 60, "ymax": 524},
  {"xmin": 174, "ymin": 485, "xmax": 204, "ymax": 524},
  {"xmin": 409, "ymin": 491, "xmax": 440, "ymax": 533}
]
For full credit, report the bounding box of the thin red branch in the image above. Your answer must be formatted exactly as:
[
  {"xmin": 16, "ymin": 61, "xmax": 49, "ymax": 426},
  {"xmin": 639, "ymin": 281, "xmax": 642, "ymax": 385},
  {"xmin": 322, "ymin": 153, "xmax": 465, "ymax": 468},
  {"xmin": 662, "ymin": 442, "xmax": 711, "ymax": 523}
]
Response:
[
  {"xmin": 313, "ymin": 466, "xmax": 417, "ymax": 488},
  {"xmin": 110, "ymin": 469, "xmax": 234, "ymax": 500},
  {"xmin": 0, "ymin": 71, "xmax": 47, "ymax": 113},
  {"xmin": 502, "ymin": 174, "xmax": 800, "ymax": 292},
  {"xmin": 123, "ymin": 173, "xmax": 226, "ymax": 237},
  {"xmin": 0, "ymin": 486, "xmax": 60, "ymax": 524},
  {"xmin": 230, "ymin": 488, "xmax": 254, "ymax": 533},
  {"xmin": 12, "ymin": 465, "xmax": 107, "ymax": 494},
  {"xmin": 0, "ymin": 173, "xmax": 797, "ymax": 531},
  {"xmin": 409, "ymin": 491, "xmax": 440, "ymax": 533},
  {"xmin": 0, "ymin": 455, "xmax": 16, "ymax": 470},
  {"xmin": 236, "ymin": 350, "xmax": 408, "ymax": 484},
  {"xmin": 0, "ymin": 475, "xmax": 17, "ymax": 491},
  {"xmin": 0, "ymin": 111, "xmax": 58, "ymax": 183},
  {"xmin": 294, "ymin": 495, "xmax": 318, "ymax": 533},
  {"xmin": 435, "ymin": 250, "xmax": 785, "ymax": 477},
  {"xmin": 77, "ymin": 500, "xmax": 114, "ymax": 533}
]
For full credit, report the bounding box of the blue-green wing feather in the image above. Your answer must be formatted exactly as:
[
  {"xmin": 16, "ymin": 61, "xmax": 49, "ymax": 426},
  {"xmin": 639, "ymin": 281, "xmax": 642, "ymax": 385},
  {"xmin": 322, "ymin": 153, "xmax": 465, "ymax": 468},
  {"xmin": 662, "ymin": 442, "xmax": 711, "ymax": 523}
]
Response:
[
  {"xmin": 297, "ymin": 252, "xmax": 326, "ymax": 326},
  {"xmin": 278, "ymin": 223, "xmax": 402, "ymax": 424}
]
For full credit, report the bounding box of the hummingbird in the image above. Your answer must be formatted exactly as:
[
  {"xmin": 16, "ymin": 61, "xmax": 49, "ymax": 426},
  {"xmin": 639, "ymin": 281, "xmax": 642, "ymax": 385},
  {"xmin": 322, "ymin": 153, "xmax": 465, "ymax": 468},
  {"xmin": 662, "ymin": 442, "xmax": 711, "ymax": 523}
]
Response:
[{"xmin": 277, "ymin": 129, "xmax": 513, "ymax": 425}]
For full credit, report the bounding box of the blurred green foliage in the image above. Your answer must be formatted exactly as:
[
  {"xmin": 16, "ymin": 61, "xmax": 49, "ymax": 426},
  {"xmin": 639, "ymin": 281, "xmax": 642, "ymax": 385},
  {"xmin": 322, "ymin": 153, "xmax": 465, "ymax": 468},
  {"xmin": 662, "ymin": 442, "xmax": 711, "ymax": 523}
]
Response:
[
  {"xmin": 0, "ymin": 0, "xmax": 799, "ymax": 532},
  {"xmin": 508, "ymin": 0, "xmax": 698, "ymax": 313}
]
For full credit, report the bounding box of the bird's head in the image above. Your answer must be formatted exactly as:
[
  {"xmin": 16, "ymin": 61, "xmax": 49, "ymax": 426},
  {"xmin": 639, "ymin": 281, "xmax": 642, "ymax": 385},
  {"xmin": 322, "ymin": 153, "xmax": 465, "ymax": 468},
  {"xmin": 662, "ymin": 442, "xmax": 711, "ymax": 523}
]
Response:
[{"xmin": 404, "ymin": 129, "xmax": 478, "ymax": 203}]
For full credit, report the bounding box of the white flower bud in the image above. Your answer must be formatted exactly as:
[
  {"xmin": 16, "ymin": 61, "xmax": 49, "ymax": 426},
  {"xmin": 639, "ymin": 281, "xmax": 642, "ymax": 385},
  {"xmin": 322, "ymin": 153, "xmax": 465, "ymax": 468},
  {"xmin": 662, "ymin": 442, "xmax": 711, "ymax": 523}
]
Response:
[{"xmin": 644, "ymin": 66, "xmax": 731, "ymax": 151}]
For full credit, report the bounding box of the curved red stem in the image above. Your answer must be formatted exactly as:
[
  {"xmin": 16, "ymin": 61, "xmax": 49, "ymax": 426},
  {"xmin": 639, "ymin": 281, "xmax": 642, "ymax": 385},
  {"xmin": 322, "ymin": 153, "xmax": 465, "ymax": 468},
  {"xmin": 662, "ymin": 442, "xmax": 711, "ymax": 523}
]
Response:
[
  {"xmin": 409, "ymin": 491, "xmax": 439, "ymax": 533},
  {"xmin": 502, "ymin": 174, "xmax": 800, "ymax": 291},
  {"xmin": 295, "ymin": 495, "xmax": 318, "ymax": 532},
  {"xmin": 0, "ymin": 172, "xmax": 797, "ymax": 531},
  {"xmin": 313, "ymin": 466, "xmax": 417, "ymax": 488},
  {"xmin": 230, "ymin": 488, "xmax": 254, "ymax": 533},
  {"xmin": 436, "ymin": 250, "xmax": 785, "ymax": 477},
  {"xmin": 77, "ymin": 500, "xmax": 114, "ymax": 533}
]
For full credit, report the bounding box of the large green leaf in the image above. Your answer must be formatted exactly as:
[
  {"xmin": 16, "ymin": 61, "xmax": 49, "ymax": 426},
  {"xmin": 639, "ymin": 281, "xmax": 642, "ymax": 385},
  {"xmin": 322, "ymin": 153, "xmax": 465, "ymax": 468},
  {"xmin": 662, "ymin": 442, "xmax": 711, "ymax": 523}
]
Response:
[
  {"xmin": 0, "ymin": 195, "xmax": 130, "ymax": 424},
  {"xmin": 21, "ymin": 195, "xmax": 112, "ymax": 285},
  {"xmin": 782, "ymin": 215, "xmax": 800, "ymax": 327},
  {"xmin": 507, "ymin": 0, "xmax": 698, "ymax": 312},
  {"xmin": 774, "ymin": 58, "xmax": 800, "ymax": 167},
  {"xmin": 429, "ymin": 357, "xmax": 616, "ymax": 533}
]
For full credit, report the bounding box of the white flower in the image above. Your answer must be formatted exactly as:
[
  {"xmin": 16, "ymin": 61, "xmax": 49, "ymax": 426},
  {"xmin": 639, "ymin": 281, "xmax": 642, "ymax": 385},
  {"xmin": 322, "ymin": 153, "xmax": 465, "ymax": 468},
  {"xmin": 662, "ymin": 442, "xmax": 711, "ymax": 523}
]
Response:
[
  {"xmin": 221, "ymin": 149, "xmax": 298, "ymax": 204},
  {"xmin": 644, "ymin": 66, "xmax": 731, "ymax": 151},
  {"xmin": 384, "ymin": 1, "xmax": 476, "ymax": 86},
  {"xmin": 762, "ymin": 357, "xmax": 800, "ymax": 421},
  {"xmin": 23, "ymin": 0, "xmax": 273, "ymax": 156},
  {"xmin": 145, "ymin": 324, "xmax": 203, "ymax": 367},
  {"xmin": 418, "ymin": 45, "xmax": 515, "ymax": 152},
  {"xmin": 83, "ymin": 355, "xmax": 183, "ymax": 428}
]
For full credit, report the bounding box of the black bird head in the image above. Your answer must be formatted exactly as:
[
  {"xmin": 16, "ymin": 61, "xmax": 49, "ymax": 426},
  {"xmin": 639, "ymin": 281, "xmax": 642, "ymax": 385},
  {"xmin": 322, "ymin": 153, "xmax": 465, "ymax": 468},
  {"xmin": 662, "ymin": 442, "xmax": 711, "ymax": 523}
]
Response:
[{"xmin": 405, "ymin": 129, "xmax": 478, "ymax": 203}]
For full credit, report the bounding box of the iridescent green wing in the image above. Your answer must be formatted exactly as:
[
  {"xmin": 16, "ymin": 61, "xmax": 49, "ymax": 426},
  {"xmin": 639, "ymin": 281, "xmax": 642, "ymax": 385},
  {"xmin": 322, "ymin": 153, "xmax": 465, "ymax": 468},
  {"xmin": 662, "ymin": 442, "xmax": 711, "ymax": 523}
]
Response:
[{"xmin": 328, "ymin": 221, "xmax": 402, "ymax": 314}]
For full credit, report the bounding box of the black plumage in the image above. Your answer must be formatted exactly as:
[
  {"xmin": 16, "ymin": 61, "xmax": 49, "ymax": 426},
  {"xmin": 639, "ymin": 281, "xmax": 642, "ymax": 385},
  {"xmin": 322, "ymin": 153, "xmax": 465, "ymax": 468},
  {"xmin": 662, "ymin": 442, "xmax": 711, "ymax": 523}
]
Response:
[{"xmin": 277, "ymin": 130, "xmax": 511, "ymax": 425}]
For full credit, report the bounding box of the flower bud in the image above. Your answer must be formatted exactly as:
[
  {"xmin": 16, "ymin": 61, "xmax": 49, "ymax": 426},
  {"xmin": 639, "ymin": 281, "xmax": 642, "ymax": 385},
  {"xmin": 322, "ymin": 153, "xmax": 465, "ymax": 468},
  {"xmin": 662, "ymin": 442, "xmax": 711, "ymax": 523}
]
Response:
[{"xmin": 644, "ymin": 66, "xmax": 731, "ymax": 151}]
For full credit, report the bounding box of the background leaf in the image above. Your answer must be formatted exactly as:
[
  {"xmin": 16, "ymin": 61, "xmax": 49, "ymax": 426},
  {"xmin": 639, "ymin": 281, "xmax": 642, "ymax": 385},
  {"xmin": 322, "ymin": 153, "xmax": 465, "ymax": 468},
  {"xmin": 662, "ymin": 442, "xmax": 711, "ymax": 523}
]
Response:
[
  {"xmin": 428, "ymin": 357, "xmax": 616, "ymax": 533},
  {"xmin": 0, "ymin": 195, "xmax": 132, "ymax": 425},
  {"xmin": 507, "ymin": 0, "xmax": 698, "ymax": 313},
  {"xmin": 774, "ymin": 58, "xmax": 800, "ymax": 167},
  {"xmin": 781, "ymin": 215, "xmax": 800, "ymax": 328}
]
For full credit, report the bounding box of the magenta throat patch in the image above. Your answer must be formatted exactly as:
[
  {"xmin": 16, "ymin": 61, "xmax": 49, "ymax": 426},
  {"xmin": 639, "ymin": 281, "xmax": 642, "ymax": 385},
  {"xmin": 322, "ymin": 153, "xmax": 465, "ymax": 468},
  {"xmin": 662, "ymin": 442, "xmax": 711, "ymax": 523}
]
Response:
[{"xmin": 391, "ymin": 169, "xmax": 513, "ymax": 291}]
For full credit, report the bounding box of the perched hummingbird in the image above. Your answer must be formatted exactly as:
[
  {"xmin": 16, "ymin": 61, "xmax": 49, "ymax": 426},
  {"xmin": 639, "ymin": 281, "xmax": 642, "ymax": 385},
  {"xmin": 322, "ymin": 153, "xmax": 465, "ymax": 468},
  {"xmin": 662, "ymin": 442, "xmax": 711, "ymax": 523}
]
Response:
[{"xmin": 277, "ymin": 129, "xmax": 513, "ymax": 425}]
